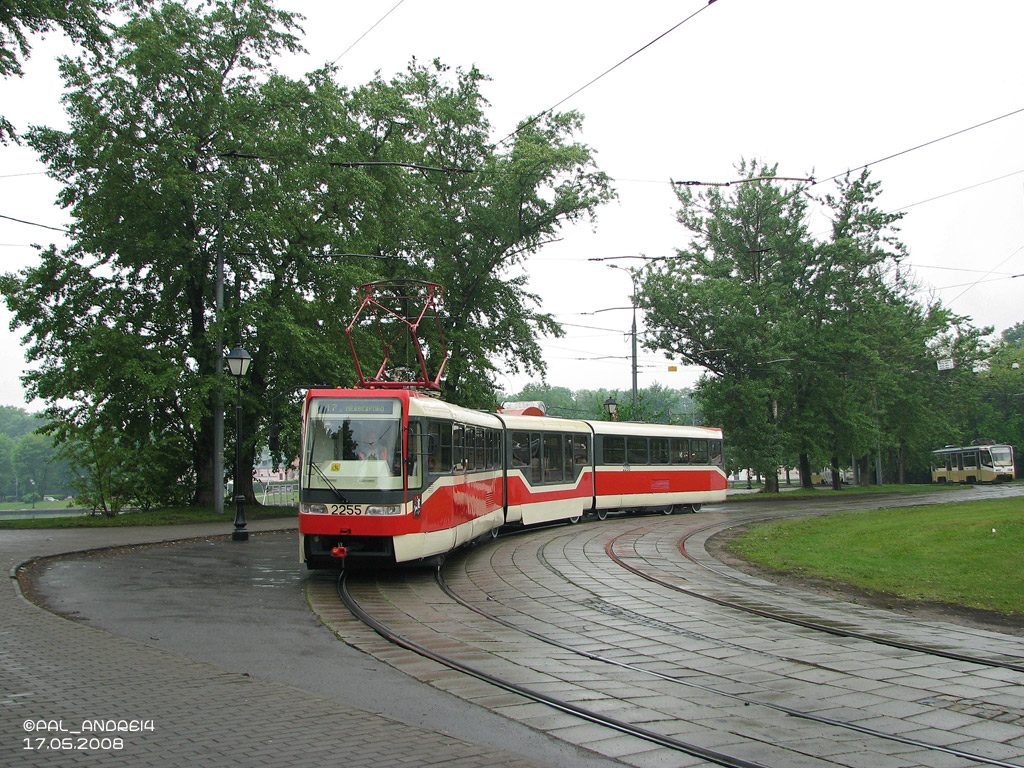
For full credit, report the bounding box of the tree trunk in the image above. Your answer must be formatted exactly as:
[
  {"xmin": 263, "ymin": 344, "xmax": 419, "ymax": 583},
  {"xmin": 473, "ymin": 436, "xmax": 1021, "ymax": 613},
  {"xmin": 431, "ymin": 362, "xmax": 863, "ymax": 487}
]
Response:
[
  {"xmin": 830, "ymin": 453, "xmax": 842, "ymax": 491},
  {"xmin": 798, "ymin": 452, "xmax": 812, "ymax": 488},
  {"xmin": 193, "ymin": 412, "xmax": 216, "ymax": 508},
  {"xmin": 858, "ymin": 455, "xmax": 871, "ymax": 486}
]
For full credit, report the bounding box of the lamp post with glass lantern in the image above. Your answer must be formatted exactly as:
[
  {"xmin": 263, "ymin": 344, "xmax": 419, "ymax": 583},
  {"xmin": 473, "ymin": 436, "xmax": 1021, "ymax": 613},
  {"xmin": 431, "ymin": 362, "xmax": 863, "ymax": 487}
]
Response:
[
  {"xmin": 226, "ymin": 346, "xmax": 252, "ymax": 541},
  {"xmin": 603, "ymin": 397, "xmax": 618, "ymax": 421}
]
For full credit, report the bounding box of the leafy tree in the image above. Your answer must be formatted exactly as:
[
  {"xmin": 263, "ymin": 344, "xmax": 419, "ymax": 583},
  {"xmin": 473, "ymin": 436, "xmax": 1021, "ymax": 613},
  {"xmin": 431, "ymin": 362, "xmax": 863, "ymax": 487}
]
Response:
[
  {"xmin": 503, "ymin": 382, "xmax": 701, "ymax": 425},
  {"xmin": 0, "ymin": 405, "xmax": 40, "ymax": 438},
  {"xmin": 2, "ymin": 0, "xmax": 310, "ymax": 507},
  {"xmin": 800, "ymin": 171, "xmax": 945, "ymax": 487},
  {"xmin": 12, "ymin": 430, "xmax": 53, "ymax": 497},
  {"xmin": 0, "ymin": 433, "xmax": 14, "ymax": 499},
  {"xmin": 979, "ymin": 337, "xmax": 1024, "ymax": 449},
  {"xmin": 0, "ymin": 0, "xmax": 116, "ymax": 143},
  {"xmin": 2, "ymin": 3, "xmax": 613, "ymax": 508},
  {"xmin": 1001, "ymin": 322, "xmax": 1024, "ymax": 349},
  {"xmin": 637, "ymin": 161, "xmax": 811, "ymax": 490},
  {"xmin": 503, "ymin": 383, "xmax": 579, "ymax": 417},
  {"xmin": 345, "ymin": 61, "xmax": 614, "ymax": 409},
  {"xmin": 638, "ymin": 163, "xmax": 974, "ymax": 489}
]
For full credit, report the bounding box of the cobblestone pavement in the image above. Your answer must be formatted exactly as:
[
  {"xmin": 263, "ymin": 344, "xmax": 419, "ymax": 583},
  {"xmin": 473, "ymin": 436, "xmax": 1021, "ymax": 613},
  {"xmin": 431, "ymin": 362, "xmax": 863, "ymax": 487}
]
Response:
[
  {"xmin": 312, "ymin": 485, "xmax": 1024, "ymax": 768},
  {"xmin": 6, "ymin": 487, "xmax": 1024, "ymax": 768},
  {"xmin": 0, "ymin": 519, "xmax": 597, "ymax": 768}
]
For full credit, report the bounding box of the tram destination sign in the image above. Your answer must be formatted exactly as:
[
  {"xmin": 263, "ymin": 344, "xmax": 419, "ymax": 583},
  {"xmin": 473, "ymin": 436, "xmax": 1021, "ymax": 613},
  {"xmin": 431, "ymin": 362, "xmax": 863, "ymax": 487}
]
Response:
[{"xmin": 315, "ymin": 399, "xmax": 399, "ymax": 416}]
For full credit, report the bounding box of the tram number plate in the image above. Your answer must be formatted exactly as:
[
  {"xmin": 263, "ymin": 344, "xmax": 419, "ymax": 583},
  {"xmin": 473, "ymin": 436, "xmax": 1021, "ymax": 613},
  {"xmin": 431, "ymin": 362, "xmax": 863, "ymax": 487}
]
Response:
[{"xmin": 327, "ymin": 504, "xmax": 363, "ymax": 516}]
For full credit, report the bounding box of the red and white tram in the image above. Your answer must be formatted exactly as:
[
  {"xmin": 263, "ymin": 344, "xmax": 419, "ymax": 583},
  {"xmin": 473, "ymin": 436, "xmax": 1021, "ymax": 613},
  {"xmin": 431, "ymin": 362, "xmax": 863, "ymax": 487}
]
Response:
[{"xmin": 298, "ymin": 388, "xmax": 727, "ymax": 568}]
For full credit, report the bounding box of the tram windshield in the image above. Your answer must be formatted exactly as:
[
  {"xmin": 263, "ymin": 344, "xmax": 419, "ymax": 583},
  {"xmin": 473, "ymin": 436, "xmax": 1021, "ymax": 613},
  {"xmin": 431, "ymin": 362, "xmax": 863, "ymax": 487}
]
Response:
[
  {"xmin": 303, "ymin": 397, "xmax": 403, "ymax": 491},
  {"xmin": 990, "ymin": 446, "xmax": 1014, "ymax": 465}
]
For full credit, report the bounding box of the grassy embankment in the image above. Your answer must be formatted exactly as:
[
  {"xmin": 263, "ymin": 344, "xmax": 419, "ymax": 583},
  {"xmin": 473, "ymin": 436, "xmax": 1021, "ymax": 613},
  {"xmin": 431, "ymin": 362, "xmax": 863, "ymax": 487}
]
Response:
[{"xmin": 728, "ymin": 495, "xmax": 1024, "ymax": 615}]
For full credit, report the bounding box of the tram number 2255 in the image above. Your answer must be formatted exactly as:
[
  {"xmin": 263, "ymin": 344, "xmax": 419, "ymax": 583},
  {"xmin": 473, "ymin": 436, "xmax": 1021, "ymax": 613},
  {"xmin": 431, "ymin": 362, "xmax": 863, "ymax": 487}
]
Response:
[{"xmin": 327, "ymin": 503, "xmax": 363, "ymax": 516}]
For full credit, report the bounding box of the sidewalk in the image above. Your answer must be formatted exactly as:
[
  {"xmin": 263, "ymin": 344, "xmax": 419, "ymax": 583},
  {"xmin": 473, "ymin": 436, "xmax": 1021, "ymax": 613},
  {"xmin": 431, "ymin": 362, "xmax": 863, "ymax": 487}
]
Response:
[{"xmin": 0, "ymin": 519, "xmax": 554, "ymax": 768}]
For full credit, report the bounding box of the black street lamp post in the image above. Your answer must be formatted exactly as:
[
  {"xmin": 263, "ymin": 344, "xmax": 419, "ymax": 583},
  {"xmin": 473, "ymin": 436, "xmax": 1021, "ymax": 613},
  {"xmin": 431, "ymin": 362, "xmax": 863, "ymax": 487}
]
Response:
[
  {"xmin": 226, "ymin": 346, "xmax": 252, "ymax": 542},
  {"xmin": 603, "ymin": 397, "xmax": 618, "ymax": 421}
]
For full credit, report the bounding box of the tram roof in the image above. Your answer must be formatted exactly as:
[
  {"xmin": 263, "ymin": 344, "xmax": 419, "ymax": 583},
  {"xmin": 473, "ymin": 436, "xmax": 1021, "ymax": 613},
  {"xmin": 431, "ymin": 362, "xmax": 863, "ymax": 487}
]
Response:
[{"xmin": 588, "ymin": 421, "xmax": 723, "ymax": 439}]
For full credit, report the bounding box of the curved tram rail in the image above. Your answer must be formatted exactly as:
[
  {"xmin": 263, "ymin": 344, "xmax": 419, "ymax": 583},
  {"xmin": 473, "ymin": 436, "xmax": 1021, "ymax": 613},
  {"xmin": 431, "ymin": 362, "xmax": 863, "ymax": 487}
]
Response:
[
  {"xmin": 607, "ymin": 514, "xmax": 1024, "ymax": 674},
  {"xmin": 337, "ymin": 569, "xmax": 770, "ymax": 768},
  {"xmin": 335, "ymin": 519, "xmax": 1024, "ymax": 768}
]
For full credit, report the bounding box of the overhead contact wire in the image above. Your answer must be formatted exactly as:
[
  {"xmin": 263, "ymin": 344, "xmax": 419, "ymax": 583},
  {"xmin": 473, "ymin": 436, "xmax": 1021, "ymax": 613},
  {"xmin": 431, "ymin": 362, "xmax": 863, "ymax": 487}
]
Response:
[{"xmin": 499, "ymin": 0, "xmax": 722, "ymax": 145}]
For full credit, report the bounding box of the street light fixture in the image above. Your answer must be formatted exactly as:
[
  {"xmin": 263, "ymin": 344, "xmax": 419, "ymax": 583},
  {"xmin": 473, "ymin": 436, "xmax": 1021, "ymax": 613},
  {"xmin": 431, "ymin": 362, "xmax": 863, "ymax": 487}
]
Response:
[
  {"xmin": 226, "ymin": 346, "xmax": 252, "ymax": 542},
  {"xmin": 603, "ymin": 397, "xmax": 618, "ymax": 421}
]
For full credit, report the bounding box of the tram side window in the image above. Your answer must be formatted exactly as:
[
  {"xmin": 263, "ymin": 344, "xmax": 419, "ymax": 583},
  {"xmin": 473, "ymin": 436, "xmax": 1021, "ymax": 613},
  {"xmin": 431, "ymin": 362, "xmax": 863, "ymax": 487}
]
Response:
[
  {"xmin": 427, "ymin": 422, "xmax": 442, "ymax": 473},
  {"xmin": 963, "ymin": 451, "xmax": 978, "ymax": 469},
  {"xmin": 453, "ymin": 424, "xmax": 465, "ymax": 470},
  {"xmin": 512, "ymin": 431, "xmax": 530, "ymax": 470},
  {"xmin": 671, "ymin": 438, "xmax": 689, "ymax": 464},
  {"xmin": 475, "ymin": 427, "xmax": 486, "ymax": 471},
  {"xmin": 981, "ymin": 449, "xmax": 993, "ymax": 468},
  {"xmin": 572, "ymin": 434, "xmax": 589, "ymax": 474},
  {"xmin": 651, "ymin": 438, "xmax": 669, "ymax": 464},
  {"xmin": 489, "ymin": 428, "xmax": 499, "ymax": 469},
  {"xmin": 692, "ymin": 438, "xmax": 708, "ymax": 462},
  {"xmin": 438, "ymin": 422, "xmax": 453, "ymax": 471},
  {"xmin": 462, "ymin": 426, "xmax": 472, "ymax": 471},
  {"xmin": 603, "ymin": 436, "xmax": 625, "ymax": 465},
  {"xmin": 563, "ymin": 434, "xmax": 576, "ymax": 478},
  {"xmin": 544, "ymin": 433, "xmax": 564, "ymax": 482},
  {"xmin": 692, "ymin": 439, "xmax": 708, "ymax": 465},
  {"xmin": 407, "ymin": 423, "xmax": 423, "ymax": 485},
  {"xmin": 709, "ymin": 440, "xmax": 723, "ymax": 466},
  {"xmin": 627, "ymin": 437, "xmax": 648, "ymax": 465},
  {"xmin": 530, "ymin": 431, "xmax": 542, "ymax": 484}
]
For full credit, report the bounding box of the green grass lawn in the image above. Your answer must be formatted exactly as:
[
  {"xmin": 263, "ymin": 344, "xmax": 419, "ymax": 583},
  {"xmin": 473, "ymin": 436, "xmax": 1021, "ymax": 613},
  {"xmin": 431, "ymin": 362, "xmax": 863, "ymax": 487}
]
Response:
[
  {"xmin": 0, "ymin": 504, "xmax": 296, "ymax": 529},
  {"xmin": 728, "ymin": 497, "xmax": 1024, "ymax": 615}
]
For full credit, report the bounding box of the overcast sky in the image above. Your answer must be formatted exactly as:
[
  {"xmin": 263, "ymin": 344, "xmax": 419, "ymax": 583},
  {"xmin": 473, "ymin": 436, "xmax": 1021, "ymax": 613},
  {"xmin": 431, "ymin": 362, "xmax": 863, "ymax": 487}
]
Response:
[{"xmin": 2, "ymin": 0, "xmax": 1023, "ymax": 410}]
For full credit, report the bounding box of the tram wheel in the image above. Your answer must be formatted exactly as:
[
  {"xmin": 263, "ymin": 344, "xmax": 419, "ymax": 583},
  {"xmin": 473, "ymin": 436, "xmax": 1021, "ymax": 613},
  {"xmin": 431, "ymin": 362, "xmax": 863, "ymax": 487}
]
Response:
[
  {"xmin": 596, "ymin": 509, "xmax": 608, "ymax": 521},
  {"xmin": 568, "ymin": 515, "xmax": 582, "ymax": 524}
]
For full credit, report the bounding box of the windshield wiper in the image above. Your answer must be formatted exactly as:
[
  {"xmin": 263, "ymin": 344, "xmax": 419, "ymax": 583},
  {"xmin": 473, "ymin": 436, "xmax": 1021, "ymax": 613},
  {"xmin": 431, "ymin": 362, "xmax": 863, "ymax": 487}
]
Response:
[
  {"xmin": 307, "ymin": 461, "xmax": 349, "ymax": 503},
  {"xmin": 306, "ymin": 427, "xmax": 348, "ymax": 502}
]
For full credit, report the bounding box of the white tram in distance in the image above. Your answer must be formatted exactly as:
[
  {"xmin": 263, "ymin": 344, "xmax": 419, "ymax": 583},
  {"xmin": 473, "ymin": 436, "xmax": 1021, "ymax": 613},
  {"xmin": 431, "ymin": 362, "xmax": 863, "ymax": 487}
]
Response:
[
  {"xmin": 298, "ymin": 388, "xmax": 728, "ymax": 568},
  {"xmin": 930, "ymin": 442, "xmax": 1016, "ymax": 484}
]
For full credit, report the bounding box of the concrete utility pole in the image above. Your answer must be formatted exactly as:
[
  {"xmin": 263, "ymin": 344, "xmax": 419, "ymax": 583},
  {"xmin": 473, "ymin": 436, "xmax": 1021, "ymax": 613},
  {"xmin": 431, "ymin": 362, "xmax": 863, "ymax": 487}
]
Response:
[
  {"xmin": 631, "ymin": 300, "xmax": 638, "ymax": 410},
  {"xmin": 213, "ymin": 201, "xmax": 225, "ymax": 514},
  {"xmin": 607, "ymin": 264, "xmax": 639, "ymax": 411}
]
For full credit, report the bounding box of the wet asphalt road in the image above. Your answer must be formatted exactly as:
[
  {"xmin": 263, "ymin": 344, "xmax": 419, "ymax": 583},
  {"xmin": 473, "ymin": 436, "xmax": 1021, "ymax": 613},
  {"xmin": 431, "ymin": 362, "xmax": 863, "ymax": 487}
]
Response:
[{"xmin": 31, "ymin": 531, "xmax": 619, "ymax": 768}]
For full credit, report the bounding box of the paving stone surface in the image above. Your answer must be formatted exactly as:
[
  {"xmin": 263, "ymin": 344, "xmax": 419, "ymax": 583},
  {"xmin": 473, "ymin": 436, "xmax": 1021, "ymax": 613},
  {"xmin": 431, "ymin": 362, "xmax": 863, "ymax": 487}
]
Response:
[{"xmin": 0, "ymin": 520, "xmax": 596, "ymax": 768}]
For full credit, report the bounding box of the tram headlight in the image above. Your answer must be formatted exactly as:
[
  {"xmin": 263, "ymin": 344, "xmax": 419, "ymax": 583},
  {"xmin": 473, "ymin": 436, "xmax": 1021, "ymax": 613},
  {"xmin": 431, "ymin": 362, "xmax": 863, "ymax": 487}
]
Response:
[
  {"xmin": 366, "ymin": 504, "xmax": 403, "ymax": 516},
  {"xmin": 302, "ymin": 503, "xmax": 329, "ymax": 515}
]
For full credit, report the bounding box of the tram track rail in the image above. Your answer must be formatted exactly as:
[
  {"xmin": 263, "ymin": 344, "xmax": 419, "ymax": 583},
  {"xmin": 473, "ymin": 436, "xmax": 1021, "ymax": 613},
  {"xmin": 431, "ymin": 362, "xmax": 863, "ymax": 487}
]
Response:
[
  {"xmin": 336, "ymin": 571, "xmax": 772, "ymax": 768},
  {"xmin": 605, "ymin": 514, "xmax": 1024, "ymax": 673},
  {"xmin": 337, "ymin": 554, "xmax": 1024, "ymax": 768},
  {"xmin": 327, "ymin": 488, "xmax": 1024, "ymax": 767},
  {"xmin": 431, "ymin": 560, "xmax": 1024, "ymax": 768}
]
